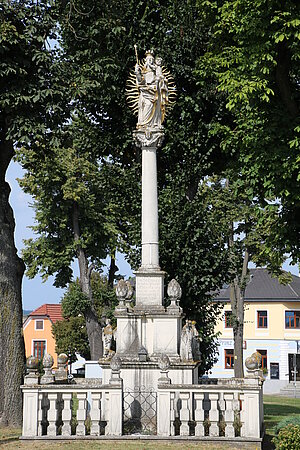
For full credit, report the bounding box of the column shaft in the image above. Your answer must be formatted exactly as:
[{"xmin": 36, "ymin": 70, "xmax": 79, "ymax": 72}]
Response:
[{"xmin": 141, "ymin": 146, "xmax": 159, "ymax": 269}]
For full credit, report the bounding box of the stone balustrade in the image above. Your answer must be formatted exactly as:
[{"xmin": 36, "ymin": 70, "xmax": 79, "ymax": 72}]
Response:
[
  {"xmin": 157, "ymin": 378, "xmax": 264, "ymax": 439},
  {"xmin": 21, "ymin": 383, "xmax": 122, "ymax": 438},
  {"xmin": 21, "ymin": 373, "xmax": 263, "ymax": 443}
]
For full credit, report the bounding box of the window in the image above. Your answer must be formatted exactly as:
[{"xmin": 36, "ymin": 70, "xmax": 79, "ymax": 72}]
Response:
[
  {"xmin": 270, "ymin": 363, "xmax": 279, "ymax": 380},
  {"xmin": 257, "ymin": 349, "xmax": 267, "ymax": 370},
  {"xmin": 225, "ymin": 311, "xmax": 233, "ymax": 328},
  {"xmin": 35, "ymin": 320, "xmax": 44, "ymax": 330},
  {"xmin": 225, "ymin": 349, "xmax": 234, "ymax": 369},
  {"xmin": 285, "ymin": 311, "xmax": 300, "ymax": 329},
  {"xmin": 33, "ymin": 341, "xmax": 46, "ymax": 360},
  {"xmin": 257, "ymin": 311, "xmax": 268, "ymax": 328}
]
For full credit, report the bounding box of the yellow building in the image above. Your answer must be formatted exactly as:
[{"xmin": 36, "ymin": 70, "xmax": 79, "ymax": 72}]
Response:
[
  {"xmin": 23, "ymin": 304, "xmax": 63, "ymax": 368},
  {"xmin": 211, "ymin": 268, "xmax": 300, "ymax": 394}
]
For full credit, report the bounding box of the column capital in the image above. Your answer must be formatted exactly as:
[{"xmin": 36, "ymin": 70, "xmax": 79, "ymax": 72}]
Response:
[{"xmin": 133, "ymin": 128, "xmax": 164, "ymax": 148}]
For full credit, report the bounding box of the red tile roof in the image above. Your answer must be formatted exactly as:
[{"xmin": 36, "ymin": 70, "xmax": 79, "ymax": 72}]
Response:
[{"xmin": 29, "ymin": 304, "xmax": 63, "ymax": 323}]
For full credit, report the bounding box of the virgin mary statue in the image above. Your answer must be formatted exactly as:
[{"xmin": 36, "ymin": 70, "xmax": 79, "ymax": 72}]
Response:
[{"xmin": 126, "ymin": 50, "xmax": 176, "ymax": 130}]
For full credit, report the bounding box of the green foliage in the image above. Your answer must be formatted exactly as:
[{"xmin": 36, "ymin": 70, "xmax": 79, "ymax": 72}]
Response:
[
  {"xmin": 0, "ymin": 0, "xmax": 67, "ymax": 149},
  {"xmin": 60, "ymin": 281, "xmax": 90, "ymax": 318},
  {"xmin": 61, "ymin": 274, "xmax": 118, "ymax": 323},
  {"xmin": 19, "ymin": 0, "xmax": 299, "ymax": 372},
  {"xmin": 274, "ymin": 416, "xmax": 300, "ymax": 435},
  {"xmin": 19, "ymin": 140, "xmax": 118, "ymax": 287},
  {"xmin": 52, "ymin": 315, "xmax": 90, "ymax": 360},
  {"xmin": 197, "ymin": 0, "xmax": 300, "ymax": 269},
  {"xmin": 272, "ymin": 425, "xmax": 300, "ymax": 450},
  {"xmin": 53, "ymin": 274, "xmax": 117, "ymax": 357},
  {"xmin": 17, "ymin": 0, "xmax": 236, "ymax": 371}
]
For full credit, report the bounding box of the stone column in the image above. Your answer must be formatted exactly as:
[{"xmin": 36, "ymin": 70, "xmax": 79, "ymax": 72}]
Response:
[
  {"xmin": 134, "ymin": 129, "xmax": 164, "ymax": 270},
  {"xmin": 141, "ymin": 145, "xmax": 160, "ymax": 268},
  {"xmin": 133, "ymin": 129, "xmax": 165, "ymax": 310}
]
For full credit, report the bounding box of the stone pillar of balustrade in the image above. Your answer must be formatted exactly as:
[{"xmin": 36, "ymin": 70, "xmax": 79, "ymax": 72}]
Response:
[
  {"xmin": 62, "ymin": 393, "xmax": 72, "ymax": 436},
  {"xmin": 208, "ymin": 393, "xmax": 219, "ymax": 436},
  {"xmin": 194, "ymin": 393, "xmax": 205, "ymax": 437},
  {"xmin": 179, "ymin": 392, "xmax": 190, "ymax": 436},
  {"xmin": 90, "ymin": 392, "xmax": 102, "ymax": 436}
]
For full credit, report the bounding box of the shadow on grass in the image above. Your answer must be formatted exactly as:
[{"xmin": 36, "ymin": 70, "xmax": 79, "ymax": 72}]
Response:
[
  {"xmin": 263, "ymin": 433, "xmax": 275, "ymax": 450},
  {"xmin": 264, "ymin": 403, "xmax": 300, "ymax": 416}
]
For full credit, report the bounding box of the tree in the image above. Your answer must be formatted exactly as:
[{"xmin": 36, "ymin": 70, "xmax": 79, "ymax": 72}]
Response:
[
  {"xmin": 19, "ymin": 128, "xmax": 121, "ymax": 359},
  {"xmin": 197, "ymin": 0, "xmax": 300, "ymax": 268},
  {"xmin": 0, "ymin": 1, "xmax": 65, "ymax": 425},
  {"xmin": 52, "ymin": 275, "xmax": 117, "ymax": 359},
  {"xmin": 196, "ymin": 0, "xmax": 300, "ymax": 375},
  {"xmin": 44, "ymin": 0, "xmax": 240, "ymax": 373}
]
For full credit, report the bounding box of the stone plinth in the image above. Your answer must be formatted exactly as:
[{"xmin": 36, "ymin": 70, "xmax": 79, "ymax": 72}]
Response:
[
  {"xmin": 135, "ymin": 269, "xmax": 165, "ymax": 309},
  {"xmin": 100, "ymin": 360, "xmax": 199, "ymax": 390},
  {"xmin": 114, "ymin": 307, "xmax": 183, "ymax": 361}
]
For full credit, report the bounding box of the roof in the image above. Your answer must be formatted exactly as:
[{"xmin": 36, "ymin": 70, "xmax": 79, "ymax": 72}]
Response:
[
  {"xmin": 216, "ymin": 268, "xmax": 300, "ymax": 302},
  {"xmin": 29, "ymin": 304, "xmax": 63, "ymax": 323}
]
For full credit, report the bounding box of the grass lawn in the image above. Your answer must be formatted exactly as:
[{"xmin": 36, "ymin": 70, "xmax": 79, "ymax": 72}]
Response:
[
  {"xmin": 2, "ymin": 395, "xmax": 300, "ymax": 449},
  {"xmin": 263, "ymin": 395, "xmax": 300, "ymax": 449}
]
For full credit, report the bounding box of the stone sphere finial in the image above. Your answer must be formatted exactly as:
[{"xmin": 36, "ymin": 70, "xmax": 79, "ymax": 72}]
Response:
[
  {"xmin": 158, "ymin": 353, "xmax": 170, "ymax": 372},
  {"xmin": 26, "ymin": 355, "xmax": 39, "ymax": 372},
  {"xmin": 116, "ymin": 279, "xmax": 128, "ymax": 300},
  {"xmin": 57, "ymin": 353, "xmax": 68, "ymax": 366},
  {"xmin": 167, "ymin": 279, "xmax": 182, "ymax": 300},
  {"xmin": 245, "ymin": 351, "xmax": 262, "ymax": 370}
]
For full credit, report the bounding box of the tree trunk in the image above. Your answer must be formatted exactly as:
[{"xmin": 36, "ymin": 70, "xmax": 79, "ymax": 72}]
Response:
[
  {"xmin": 276, "ymin": 41, "xmax": 299, "ymax": 119},
  {"xmin": 108, "ymin": 251, "xmax": 118, "ymax": 288},
  {"xmin": 0, "ymin": 141, "xmax": 25, "ymax": 426},
  {"xmin": 230, "ymin": 250, "xmax": 249, "ymax": 378},
  {"xmin": 72, "ymin": 201, "xmax": 103, "ymax": 360}
]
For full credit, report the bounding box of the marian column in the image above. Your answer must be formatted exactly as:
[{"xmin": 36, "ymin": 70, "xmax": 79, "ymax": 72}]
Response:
[
  {"xmin": 100, "ymin": 50, "xmax": 199, "ymax": 394},
  {"xmin": 127, "ymin": 50, "xmax": 176, "ymax": 310}
]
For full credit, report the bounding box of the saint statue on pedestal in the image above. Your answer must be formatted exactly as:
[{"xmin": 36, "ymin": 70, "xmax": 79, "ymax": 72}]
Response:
[
  {"xmin": 126, "ymin": 48, "xmax": 176, "ymax": 130},
  {"xmin": 102, "ymin": 318, "xmax": 113, "ymax": 358}
]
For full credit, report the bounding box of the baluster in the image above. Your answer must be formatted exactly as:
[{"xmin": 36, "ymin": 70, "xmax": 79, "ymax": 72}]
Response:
[
  {"xmin": 47, "ymin": 393, "xmax": 57, "ymax": 436},
  {"xmin": 239, "ymin": 393, "xmax": 245, "ymax": 437},
  {"xmin": 209, "ymin": 393, "xmax": 219, "ymax": 436},
  {"xmin": 170, "ymin": 392, "xmax": 176, "ymax": 436},
  {"xmin": 62, "ymin": 393, "xmax": 72, "ymax": 436},
  {"xmin": 37, "ymin": 393, "xmax": 43, "ymax": 436},
  {"xmin": 233, "ymin": 392, "xmax": 241, "ymax": 437},
  {"xmin": 194, "ymin": 393, "xmax": 204, "ymax": 436},
  {"xmin": 90, "ymin": 392, "xmax": 101, "ymax": 436},
  {"xmin": 224, "ymin": 393, "xmax": 234, "ymax": 437},
  {"xmin": 179, "ymin": 392, "xmax": 190, "ymax": 436},
  {"xmin": 218, "ymin": 391, "xmax": 225, "ymax": 436},
  {"xmin": 76, "ymin": 392, "xmax": 87, "ymax": 436}
]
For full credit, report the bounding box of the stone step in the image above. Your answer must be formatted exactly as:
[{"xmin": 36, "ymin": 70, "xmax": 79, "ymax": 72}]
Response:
[{"xmin": 280, "ymin": 384, "xmax": 300, "ymax": 397}]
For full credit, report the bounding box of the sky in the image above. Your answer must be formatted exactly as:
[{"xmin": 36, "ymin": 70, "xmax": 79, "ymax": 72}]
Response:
[{"xmin": 6, "ymin": 160, "xmax": 299, "ymax": 311}]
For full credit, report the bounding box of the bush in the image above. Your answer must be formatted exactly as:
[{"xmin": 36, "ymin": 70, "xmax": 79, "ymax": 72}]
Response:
[
  {"xmin": 274, "ymin": 416, "xmax": 300, "ymax": 435},
  {"xmin": 272, "ymin": 425, "xmax": 300, "ymax": 450}
]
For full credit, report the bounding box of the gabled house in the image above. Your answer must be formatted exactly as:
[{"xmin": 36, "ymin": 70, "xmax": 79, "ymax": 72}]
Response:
[
  {"xmin": 23, "ymin": 304, "xmax": 63, "ymax": 367},
  {"xmin": 211, "ymin": 268, "xmax": 300, "ymax": 393}
]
